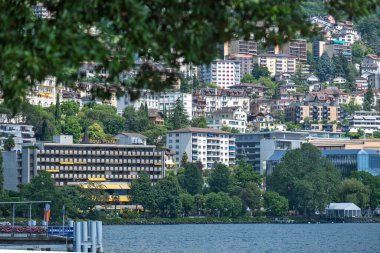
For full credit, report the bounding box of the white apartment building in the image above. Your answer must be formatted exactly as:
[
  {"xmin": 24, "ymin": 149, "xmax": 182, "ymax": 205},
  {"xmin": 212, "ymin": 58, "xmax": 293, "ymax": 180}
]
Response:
[
  {"xmin": 337, "ymin": 29, "xmax": 361, "ymax": 45},
  {"xmin": 207, "ymin": 107, "xmax": 248, "ymax": 133},
  {"xmin": 361, "ymin": 54, "xmax": 380, "ymax": 75},
  {"xmin": 199, "ymin": 60, "xmax": 241, "ymax": 89},
  {"xmin": 348, "ymin": 111, "xmax": 380, "ymax": 135},
  {"xmin": 27, "ymin": 76, "xmax": 58, "ymax": 107},
  {"xmin": 159, "ymin": 92, "xmax": 192, "ymax": 120},
  {"xmin": 226, "ymin": 54, "xmax": 254, "ymax": 79},
  {"xmin": 117, "ymin": 90, "xmax": 192, "ymax": 119},
  {"xmin": 166, "ymin": 127, "xmax": 236, "ymax": 169},
  {"xmin": 117, "ymin": 90, "xmax": 159, "ymax": 113},
  {"xmin": 192, "ymin": 89, "xmax": 250, "ymax": 117},
  {"xmin": 254, "ymin": 54, "xmax": 297, "ymax": 76},
  {"xmin": 0, "ymin": 124, "xmax": 36, "ymax": 150}
]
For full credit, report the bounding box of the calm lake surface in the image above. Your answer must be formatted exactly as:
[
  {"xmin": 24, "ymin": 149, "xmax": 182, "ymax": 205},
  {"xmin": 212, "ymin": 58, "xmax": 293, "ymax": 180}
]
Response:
[{"xmin": 103, "ymin": 223, "xmax": 380, "ymax": 253}]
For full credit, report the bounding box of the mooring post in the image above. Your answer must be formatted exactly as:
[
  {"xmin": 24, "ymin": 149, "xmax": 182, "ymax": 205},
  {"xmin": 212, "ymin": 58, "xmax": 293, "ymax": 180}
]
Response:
[
  {"xmin": 12, "ymin": 204, "xmax": 15, "ymax": 236},
  {"xmin": 96, "ymin": 221, "xmax": 103, "ymax": 253},
  {"xmin": 90, "ymin": 221, "xmax": 96, "ymax": 253},
  {"xmin": 74, "ymin": 221, "xmax": 82, "ymax": 252},
  {"xmin": 28, "ymin": 204, "xmax": 32, "ymax": 226},
  {"xmin": 82, "ymin": 221, "xmax": 88, "ymax": 252}
]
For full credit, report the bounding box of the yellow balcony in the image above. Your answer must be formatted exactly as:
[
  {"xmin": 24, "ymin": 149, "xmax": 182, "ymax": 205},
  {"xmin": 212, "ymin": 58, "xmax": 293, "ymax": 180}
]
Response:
[
  {"xmin": 60, "ymin": 161, "xmax": 74, "ymax": 165},
  {"xmin": 46, "ymin": 169, "xmax": 59, "ymax": 173},
  {"xmin": 88, "ymin": 177, "xmax": 106, "ymax": 182}
]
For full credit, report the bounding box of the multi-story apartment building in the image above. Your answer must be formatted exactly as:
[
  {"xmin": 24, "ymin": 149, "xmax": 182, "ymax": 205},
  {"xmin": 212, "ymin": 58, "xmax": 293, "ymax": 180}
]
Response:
[
  {"xmin": 192, "ymin": 89, "xmax": 250, "ymax": 117},
  {"xmin": 227, "ymin": 39, "xmax": 258, "ymax": 56},
  {"xmin": 270, "ymin": 39, "xmax": 307, "ymax": 64},
  {"xmin": 312, "ymin": 41, "xmax": 326, "ymax": 59},
  {"xmin": 199, "ymin": 60, "xmax": 241, "ymax": 89},
  {"xmin": 235, "ymin": 131, "xmax": 307, "ymax": 173},
  {"xmin": 207, "ymin": 107, "xmax": 247, "ymax": 133},
  {"xmin": 117, "ymin": 90, "xmax": 192, "ymax": 119},
  {"xmin": 27, "ymin": 76, "xmax": 58, "ymax": 107},
  {"xmin": 285, "ymin": 102, "xmax": 341, "ymax": 124},
  {"xmin": 33, "ymin": 3, "xmax": 52, "ymax": 19},
  {"xmin": 117, "ymin": 90, "xmax": 159, "ymax": 113},
  {"xmin": 0, "ymin": 124, "xmax": 35, "ymax": 151},
  {"xmin": 2, "ymin": 135, "xmax": 165, "ymax": 192},
  {"xmin": 254, "ymin": 54, "xmax": 297, "ymax": 76},
  {"xmin": 361, "ymin": 54, "xmax": 380, "ymax": 75},
  {"xmin": 166, "ymin": 127, "xmax": 235, "ymax": 169},
  {"xmin": 347, "ymin": 111, "xmax": 380, "ymax": 135},
  {"xmin": 158, "ymin": 92, "xmax": 192, "ymax": 120},
  {"xmin": 337, "ymin": 30, "xmax": 361, "ymax": 45},
  {"xmin": 226, "ymin": 54, "xmax": 254, "ymax": 79},
  {"xmin": 325, "ymin": 40, "xmax": 352, "ymax": 61}
]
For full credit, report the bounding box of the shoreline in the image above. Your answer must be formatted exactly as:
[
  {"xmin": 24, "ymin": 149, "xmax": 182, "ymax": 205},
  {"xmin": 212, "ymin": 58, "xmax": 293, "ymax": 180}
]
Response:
[{"xmin": 101, "ymin": 217, "xmax": 380, "ymax": 225}]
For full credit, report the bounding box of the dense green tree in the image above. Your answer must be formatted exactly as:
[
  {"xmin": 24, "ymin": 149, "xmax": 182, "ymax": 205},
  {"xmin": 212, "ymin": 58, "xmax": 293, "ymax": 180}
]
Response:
[
  {"xmin": 61, "ymin": 101, "xmax": 80, "ymax": 117},
  {"xmin": 180, "ymin": 193, "xmax": 194, "ymax": 216},
  {"xmin": 316, "ymin": 52, "xmax": 334, "ymax": 82},
  {"xmin": 357, "ymin": 13, "xmax": 380, "ymax": 55},
  {"xmin": 19, "ymin": 172, "xmax": 64, "ymax": 220},
  {"xmin": 342, "ymin": 99, "xmax": 361, "ymax": 115},
  {"xmin": 155, "ymin": 174, "xmax": 181, "ymax": 218},
  {"xmin": 167, "ymin": 99, "xmax": 189, "ymax": 130},
  {"xmin": 62, "ymin": 116, "xmax": 82, "ymax": 143},
  {"xmin": 363, "ymin": 85, "xmax": 375, "ymax": 111},
  {"xmin": 130, "ymin": 172, "xmax": 157, "ymax": 211},
  {"xmin": 143, "ymin": 125, "xmax": 167, "ymax": 147},
  {"xmin": 87, "ymin": 123, "xmax": 108, "ymax": 142},
  {"xmin": 81, "ymin": 104, "xmax": 126, "ymax": 135},
  {"xmin": 181, "ymin": 152, "xmax": 188, "ymax": 165},
  {"xmin": 258, "ymin": 77, "xmax": 277, "ymax": 96},
  {"xmin": 54, "ymin": 94, "xmax": 61, "ymax": 121},
  {"xmin": 3, "ymin": 137, "xmax": 15, "ymax": 151},
  {"xmin": 204, "ymin": 192, "xmax": 238, "ymax": 217},
  {"xmin": 339, "ymin": 178, "xmax": 371, "ymax": 209},
  {"xmin": 231, "ymin": 196, "xmax": 243, "ymax": 217},
  {"xmin": 180, "ymin": 77, "xmax": 191, "ymax": 93},
  {"xmin": 263, "ymin": 191, "xmax": 289, "ymax": 217},
  {"xmin": 241, "ymin": 74, "xmax": 256, "ymax": 83},
  {"xmin": 204, "ymin": 192, "xmax": 223, "ymax": 217},
  {"xmin": 252, "ymin": 64, "xmax": 271, "ymax": 80},
  {"xmin": 233, "ymin": 159, "xmax": 262, "ymax": 188},
  {"xmin": 351, "ymin": 41, "xmax": 367, "ymax": 64},
  {"xmin": 181, "ymin": 163, "xmax": 203, "ymax": 195},
  {"xmin": 22, "ymin": 104, "xmax": 57, "ymax": 140},
  {"xmin": 102, "ymin": 115, "xmax": 126, "ymax": 135},
  {"xmin": 191, "ymin": 117, "xmax": 208, "ymax": 128},
  {"xmin": 268, "ymin": 143, "xmax": 341, "ymax": 215},
  {"xmin": 293, "ymin": 64, "xmax": 303, "ymax": 85},
  {"xmin": 208, "ymin": 163, "xmax": 232, "ymax": 193},
  {"xmin": 350, "ymin": 171, "xmax": 380, "ymax": 209},
  {"xmin": 239, "ymin": 182, "xmax": 262, "ymax": 215},
  {"xmin": 0, "ymin": 1, "xmax": 378, "ymax": 109}
]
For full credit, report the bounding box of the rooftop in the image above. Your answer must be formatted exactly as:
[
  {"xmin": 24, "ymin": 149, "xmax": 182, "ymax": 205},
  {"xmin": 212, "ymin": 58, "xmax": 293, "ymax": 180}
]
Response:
[{"xmin": 168, "ymin": 127, "xmax": 231, "ymax": 134}]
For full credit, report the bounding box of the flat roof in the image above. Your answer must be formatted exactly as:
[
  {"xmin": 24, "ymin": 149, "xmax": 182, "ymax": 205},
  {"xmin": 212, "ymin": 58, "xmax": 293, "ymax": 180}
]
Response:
[{"xmin": 168, "ymin": 127, "xmax": 231, "ymax": 134}]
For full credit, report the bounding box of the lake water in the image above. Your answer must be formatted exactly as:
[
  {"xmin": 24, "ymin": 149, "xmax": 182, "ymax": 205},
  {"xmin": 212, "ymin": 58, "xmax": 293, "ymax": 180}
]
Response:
[{"xmin": 103, "ymin": 223, "xmax": 380, "ymax": 253}]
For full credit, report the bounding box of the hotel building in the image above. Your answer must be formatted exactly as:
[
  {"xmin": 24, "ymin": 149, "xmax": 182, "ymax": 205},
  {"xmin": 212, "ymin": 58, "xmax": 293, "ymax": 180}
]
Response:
[{"xmin": 3, "ymin": 135, "xmax": 165, "ymax": 193}]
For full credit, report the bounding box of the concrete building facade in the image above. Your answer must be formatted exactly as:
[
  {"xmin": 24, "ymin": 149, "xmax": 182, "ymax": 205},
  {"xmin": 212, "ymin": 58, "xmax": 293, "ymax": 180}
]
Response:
[
  {"xmin": 200, "ymin": 60, "xmax": 241, "ymax": 89},
  {"xmin": 254, "ymin": 54, "xmax": 297, "ymax": 76},
  {"xmin": 2, "ymin": 135, "xmax": 165, "ymax": 191},
  {"xmin": 166, "ymin": 127, "xmax": 235, "ymax": 169}
]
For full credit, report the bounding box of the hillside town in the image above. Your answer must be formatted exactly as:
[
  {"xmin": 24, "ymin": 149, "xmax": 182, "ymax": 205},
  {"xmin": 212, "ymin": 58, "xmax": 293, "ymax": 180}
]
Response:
[{"xmin": 1, "ymin": 3, "xmax": 380, "ymax": 226}]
